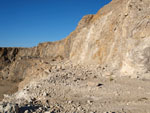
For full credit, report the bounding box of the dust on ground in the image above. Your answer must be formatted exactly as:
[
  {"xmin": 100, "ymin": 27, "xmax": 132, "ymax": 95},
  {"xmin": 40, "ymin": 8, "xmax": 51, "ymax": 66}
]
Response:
[{"xmin": 0, "ymin": 80, "xmax": 18, "ymax": 101}]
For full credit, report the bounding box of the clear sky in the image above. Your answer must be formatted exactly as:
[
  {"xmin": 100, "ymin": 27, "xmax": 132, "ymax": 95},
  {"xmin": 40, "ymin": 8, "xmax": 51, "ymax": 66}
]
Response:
[{"xmin": 0, "ymin": 0, "xmax": 112, "ymax": 47}]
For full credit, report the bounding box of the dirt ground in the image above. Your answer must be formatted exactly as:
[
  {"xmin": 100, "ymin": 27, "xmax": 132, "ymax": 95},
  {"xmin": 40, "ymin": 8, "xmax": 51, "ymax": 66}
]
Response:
[
  {"xmin": 0, "ymin": 80, "xmax": 18, "ymax": 101},
  {"xmin": 1, "ymin": 62, "xmax": 150, "ymax": 113}
]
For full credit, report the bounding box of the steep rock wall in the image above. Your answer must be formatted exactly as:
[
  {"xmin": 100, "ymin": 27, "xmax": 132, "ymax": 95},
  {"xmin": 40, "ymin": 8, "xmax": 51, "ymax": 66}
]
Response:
[
  {"xmin": 1, "ymin": 0, "xmax": 150, "ymax": 79},
  {"xmin": 70, "ymin": 0, "xmax": 150, "ymax": 77}
]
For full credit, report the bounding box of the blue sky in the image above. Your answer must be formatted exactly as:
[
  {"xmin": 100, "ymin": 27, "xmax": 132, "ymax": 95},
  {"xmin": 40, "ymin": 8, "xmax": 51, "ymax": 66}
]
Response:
[{"xmin": 0, "ymin": 0, "xmax": 112, "ymax": 47}]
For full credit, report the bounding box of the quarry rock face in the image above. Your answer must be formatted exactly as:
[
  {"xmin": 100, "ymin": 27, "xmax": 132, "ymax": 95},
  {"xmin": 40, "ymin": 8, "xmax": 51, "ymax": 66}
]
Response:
[
  {"xmin": 0, "ymin": 0, "xmax": 150, "ymax": 80},
  {"xmin": 70, "ymin": 0, "xmax": 150, "ymax": 77}
]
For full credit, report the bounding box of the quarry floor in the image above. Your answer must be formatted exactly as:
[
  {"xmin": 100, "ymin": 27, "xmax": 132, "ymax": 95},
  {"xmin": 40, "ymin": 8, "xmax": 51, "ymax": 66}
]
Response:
[
  {"xmin": 0, "ymin": 80, "xmax": 18, "ymax": 101},
  {"xmin": 1, "ymin": 61, "xmax": 150, "ymax": 113}
]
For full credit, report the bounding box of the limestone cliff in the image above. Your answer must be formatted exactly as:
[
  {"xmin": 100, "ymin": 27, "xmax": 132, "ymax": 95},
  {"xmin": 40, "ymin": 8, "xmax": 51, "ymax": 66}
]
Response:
[
  {"xmin": 70, "ymin": 0, "xmax": 150, "ymax": 77},
  {"xmin": 0, "ymin": 0, "xmax": 150, "ymax": 81}
]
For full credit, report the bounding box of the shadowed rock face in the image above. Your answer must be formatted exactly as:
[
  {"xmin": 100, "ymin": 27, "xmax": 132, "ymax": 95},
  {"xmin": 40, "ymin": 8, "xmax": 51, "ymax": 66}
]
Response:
[
  {"xmin": 0, "ymin": 0, "xmax": 150, "ymax": 81},
  {"xmin": 0, "ymin": 48, "xmax": 19, "ymax": 70}
]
